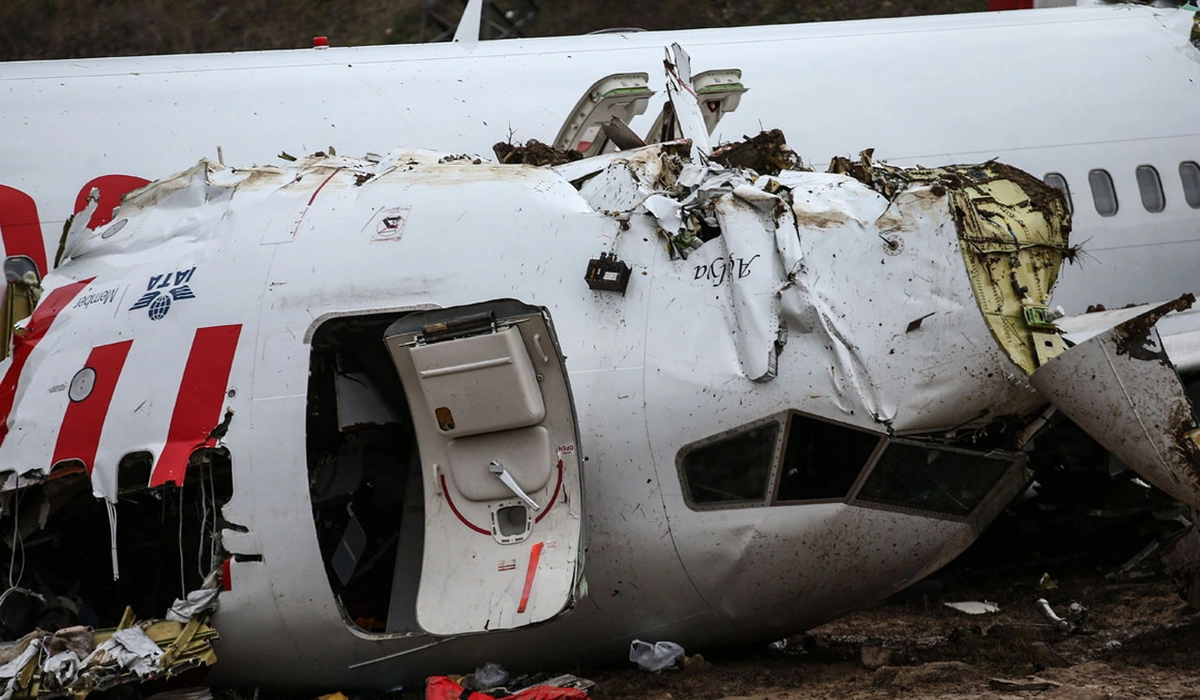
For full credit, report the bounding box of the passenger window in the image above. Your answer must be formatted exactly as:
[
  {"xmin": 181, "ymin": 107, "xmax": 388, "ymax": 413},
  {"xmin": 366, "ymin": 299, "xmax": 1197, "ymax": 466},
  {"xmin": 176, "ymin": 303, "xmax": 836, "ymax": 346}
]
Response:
[
  {"xmin": 1181, "ymin": 162, "xmax": 1200, "ymax": 209},
  {"xmin": 1088, "ymin": 169, "xmax": 1118, "ymax": 217},
  {"xmin": 776, "ymin": 414, "xmax": 880, "ymax": 502},
  {"xmin": 1135, "ymin": 166, "xmax": 1165, "ymax": 213},
  {"xmin": 1042, "ymin": 173, "xmax": 1072, "ymax": 214},
  {"xmin": 681, "ymin": 422, "xmax": 779, "ymax": 505},
  {"xmin": 855, "ymin": 442, "xmax": 1013, "ymax": 517}
]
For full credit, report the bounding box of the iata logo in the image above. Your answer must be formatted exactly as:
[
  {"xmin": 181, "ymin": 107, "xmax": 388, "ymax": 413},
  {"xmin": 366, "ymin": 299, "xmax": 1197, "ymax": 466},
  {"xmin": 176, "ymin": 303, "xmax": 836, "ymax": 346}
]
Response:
[{"xmin": 129, "ymin": 267, "xmax": 196, "ymax": 320}]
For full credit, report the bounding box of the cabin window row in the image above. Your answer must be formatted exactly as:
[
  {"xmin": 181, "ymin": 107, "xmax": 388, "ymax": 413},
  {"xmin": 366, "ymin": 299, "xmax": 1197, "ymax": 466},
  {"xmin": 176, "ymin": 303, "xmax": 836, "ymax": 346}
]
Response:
[
  {"xmin": 677, "ymin": 412, "xmax": 1020, "ymax": 519},
  {"xmin": 1044, "ymin": 162, "xmax": 1200, "ymax": 217}
]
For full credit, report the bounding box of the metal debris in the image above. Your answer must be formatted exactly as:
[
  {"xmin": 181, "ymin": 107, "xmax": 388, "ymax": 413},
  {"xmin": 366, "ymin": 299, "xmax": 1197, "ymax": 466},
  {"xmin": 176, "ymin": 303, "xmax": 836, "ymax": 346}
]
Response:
[
  {"xmin": 0, "ymin": 608, "xmax": 217, "ymax": 699},
  {"xmin": 1034, "ymin": 598, "xmax": 1088, "ymax": 635}
]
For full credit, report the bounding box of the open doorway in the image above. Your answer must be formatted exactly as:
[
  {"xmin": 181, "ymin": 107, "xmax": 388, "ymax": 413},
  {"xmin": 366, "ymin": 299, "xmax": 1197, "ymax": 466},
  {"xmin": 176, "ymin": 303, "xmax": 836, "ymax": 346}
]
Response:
[{"xmin": 307, "ymin": 313, "xmax": 424, "ymax": 634}]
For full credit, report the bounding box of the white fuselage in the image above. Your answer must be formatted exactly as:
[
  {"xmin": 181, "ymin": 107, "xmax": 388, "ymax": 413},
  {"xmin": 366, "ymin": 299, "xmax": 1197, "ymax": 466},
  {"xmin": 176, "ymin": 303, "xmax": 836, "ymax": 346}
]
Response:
[
  {"xmin": 7, "ymin": 151, "xmax": 1032, "ymax": 688},
  {"xmin": 0, "ymin": 4, "xmax": 1197, "ymax": 691},
  {"xmin": 2, "ymin": 6, "xmax": 1199, "ymax": 313}
]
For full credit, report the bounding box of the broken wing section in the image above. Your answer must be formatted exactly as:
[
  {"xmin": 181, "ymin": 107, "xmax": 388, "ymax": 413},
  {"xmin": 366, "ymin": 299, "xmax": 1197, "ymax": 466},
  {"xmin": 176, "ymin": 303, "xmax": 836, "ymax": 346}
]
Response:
[
  {"xmin": 384, "ymin": 300, "xmax": 584, "ymax": 636},
  {"xmin": 1031, "ymin": 296, "xmax": 1200, "ymax": 509}
]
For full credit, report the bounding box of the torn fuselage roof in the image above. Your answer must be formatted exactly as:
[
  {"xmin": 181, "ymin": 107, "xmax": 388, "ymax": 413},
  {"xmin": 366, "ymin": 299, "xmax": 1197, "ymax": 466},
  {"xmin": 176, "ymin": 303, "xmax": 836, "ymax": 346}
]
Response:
[
  {"xmin": 0, "ymin": 140, "xmax": 1074, "ymax": 504},
  {"xmin": 557, "ymin": 139, "xmax": 1071, "ymax": 432}
]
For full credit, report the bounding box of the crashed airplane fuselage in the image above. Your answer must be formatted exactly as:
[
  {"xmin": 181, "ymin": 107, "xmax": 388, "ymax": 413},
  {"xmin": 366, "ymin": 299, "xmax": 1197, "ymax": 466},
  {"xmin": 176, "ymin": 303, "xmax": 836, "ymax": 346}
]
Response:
[{"xmin": 9, "ymin": 136, "xmax": 1188, "ymax": 690}]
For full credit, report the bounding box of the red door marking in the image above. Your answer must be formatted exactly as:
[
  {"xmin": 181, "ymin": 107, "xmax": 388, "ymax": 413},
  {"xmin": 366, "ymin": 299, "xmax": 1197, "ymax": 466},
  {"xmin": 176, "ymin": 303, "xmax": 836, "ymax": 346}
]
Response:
[
  {"xmin": 0, "ymin": 185, "xmax": 50, "ymax": 276},
  {"xmin": 73, "ymin": 175, "xmax": 150, "ymax": 230},
  {"xmin": 517, "ymin": 541, "xmax": 544, "ymax": 614},
  {"xmin": 0, "ymin": 278, "xmax": 95, "ymax": 447},
  {"xmin": 534, "ymin": 460, "xmax": 564, "ymax": 524},
  {"xmin": 439, "ymin": 473, "xmax": 491, "ymax": 535},
  {"xmin": 987, "ymin": 0, "xmax": 1033, "ymax": 9},
  {"xmin": 151, "ymin": 324, "xmax": 242, "ymax": 487},
  {"xmin": 51, "ymin": 340, "xmax": 134, "ymax": 473}
]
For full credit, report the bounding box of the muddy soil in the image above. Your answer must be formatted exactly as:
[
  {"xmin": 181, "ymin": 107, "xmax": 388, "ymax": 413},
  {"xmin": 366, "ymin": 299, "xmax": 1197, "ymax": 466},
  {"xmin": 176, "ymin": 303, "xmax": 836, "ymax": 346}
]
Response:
[{"xmin": 583, "ymin": 573, "xmax": 1200, "ymax": 700}]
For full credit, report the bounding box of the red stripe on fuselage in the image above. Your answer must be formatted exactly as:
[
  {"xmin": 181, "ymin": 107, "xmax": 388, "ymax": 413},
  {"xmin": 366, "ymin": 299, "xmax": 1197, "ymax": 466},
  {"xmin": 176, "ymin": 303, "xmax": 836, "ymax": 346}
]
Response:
[
  {"xmin": 51, "ymin": 340, "xmax": 134, "ymax": 472},
  {"xmin": 74, "ymin": 175, "xmax": 150, "ymax": 229},
  {"xmin": 0, "ymin": 279, "xmax": 95, "ymax": 446},
  {"xmin": 151, "ymin": 324, "xmax": 242, "ymax": 487},
  {"xmin": 0, "ymin": 185, "xmax": 50, "ymax": 276}
]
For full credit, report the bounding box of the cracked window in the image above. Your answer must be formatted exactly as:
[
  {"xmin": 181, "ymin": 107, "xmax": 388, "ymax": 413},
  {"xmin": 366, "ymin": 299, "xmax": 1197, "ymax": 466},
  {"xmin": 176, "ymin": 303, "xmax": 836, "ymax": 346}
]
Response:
[
  {"xmin": 681, "ymin": 421, "xmax": 779, "ymax": 506},
  {"xmin": 855, "ymin": 442, "xmax": 1013, "ymax": 517},
  {"xmin": 776, "ymin": 414, "xmax": 880, "ymax": 502}
]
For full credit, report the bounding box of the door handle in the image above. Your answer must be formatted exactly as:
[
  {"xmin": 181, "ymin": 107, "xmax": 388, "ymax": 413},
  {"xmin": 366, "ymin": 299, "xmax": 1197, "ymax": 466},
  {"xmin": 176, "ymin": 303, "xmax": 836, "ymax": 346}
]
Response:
[{"xmin": 489, "ymin": 460, "xmax": 541, "ymax": 511}]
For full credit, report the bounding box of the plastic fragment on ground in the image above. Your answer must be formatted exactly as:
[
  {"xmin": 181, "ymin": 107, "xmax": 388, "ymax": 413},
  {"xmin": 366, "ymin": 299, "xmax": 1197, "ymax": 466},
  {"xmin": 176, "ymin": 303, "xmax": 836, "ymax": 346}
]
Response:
[
  {"xmin": 629, "ymin": 639, "xmax": 685, "ymax": 672},
  {"xmin": 944, "ymin": 601, "xmax": 1000, "ymax": 615}
]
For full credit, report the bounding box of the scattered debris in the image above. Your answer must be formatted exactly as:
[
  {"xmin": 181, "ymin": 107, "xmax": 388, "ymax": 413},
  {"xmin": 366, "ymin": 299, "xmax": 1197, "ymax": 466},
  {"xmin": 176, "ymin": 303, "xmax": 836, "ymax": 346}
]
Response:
[
  {"xmin": 709, "ymin": 129, "xmax": 802, "ymax": 175},
  {"xmin": 1035, "ymin": 598, "xmax": 1088, "ymax": 635},
  {"xmin": 493, "ymin": 140, "xmax": 583, "ymax": 166},
  {"xmin": 943, "ymin": 601, "xmax": 1000, "ymax": 615},
  {"xmin": 0, "ymin": 607, "xmax": 217, "ymax": 700},
  {"xmin": 629, "ymin": 640, "xmax": 685, "ymax": 672},
  {"xmin": 427, "ymin": 675, "xmax": 589, "ymax": 700},
  {"xmin": 466, "ymin": 662, "xmax": 510, "ymax": 692}
]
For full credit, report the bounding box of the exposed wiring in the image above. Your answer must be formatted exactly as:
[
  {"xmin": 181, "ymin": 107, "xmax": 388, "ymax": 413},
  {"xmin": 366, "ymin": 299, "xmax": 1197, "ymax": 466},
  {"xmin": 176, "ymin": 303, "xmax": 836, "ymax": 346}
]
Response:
[
  {"xmin": 197, "ymin": 463, "xmax": 209, "ymax": 581},
  {"xmin": 177, "ymin": 483, "xmax": 185, "ymax": 598},
  {"xmin": 105, "ymin": 499, "xmax": 119, "ymax": 580}
]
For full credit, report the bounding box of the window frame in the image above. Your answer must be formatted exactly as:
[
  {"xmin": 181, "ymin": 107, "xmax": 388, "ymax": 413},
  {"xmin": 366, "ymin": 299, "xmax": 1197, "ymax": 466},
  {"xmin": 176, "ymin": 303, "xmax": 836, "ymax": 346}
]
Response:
[
  {"xmin": 1042, "ymin": 172, "xmax": 1073, "ymax": 214},
  {"xmin": 847, "ymin": 438, "xmax": 1027, "ymax": 524},
  {"xmin": 768, "ymin": 410, "xmax": 885, "ymax": 506},
  {"xmin": 1088, "ymin": 168, "xmax": 1119, "ymax": 217},
  {"xmin": 1180, "ymin": 161, "xmax": 1200, "ymax": 209},
  {"xmin": 1135, "ymin": 165, "xmax": 1165, "ymax": 213},
  {"xmin": 676, "ymin": 415, "xmax": 785, "ymax": 511}
]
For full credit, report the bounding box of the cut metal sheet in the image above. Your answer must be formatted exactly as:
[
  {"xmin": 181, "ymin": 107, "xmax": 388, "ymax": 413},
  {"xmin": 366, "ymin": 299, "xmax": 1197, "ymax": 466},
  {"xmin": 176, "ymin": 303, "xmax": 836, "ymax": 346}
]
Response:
[{"xmin": 1031, "ymin": 296, "xmax": 1200, "ymax": 508}]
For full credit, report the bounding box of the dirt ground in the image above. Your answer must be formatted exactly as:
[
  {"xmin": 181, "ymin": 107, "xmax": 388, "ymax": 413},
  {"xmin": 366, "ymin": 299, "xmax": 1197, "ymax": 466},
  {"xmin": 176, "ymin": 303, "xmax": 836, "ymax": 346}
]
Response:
[{"xmin": 580, "ymin": 572, "xmax": 1200, "ymax": 700}]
